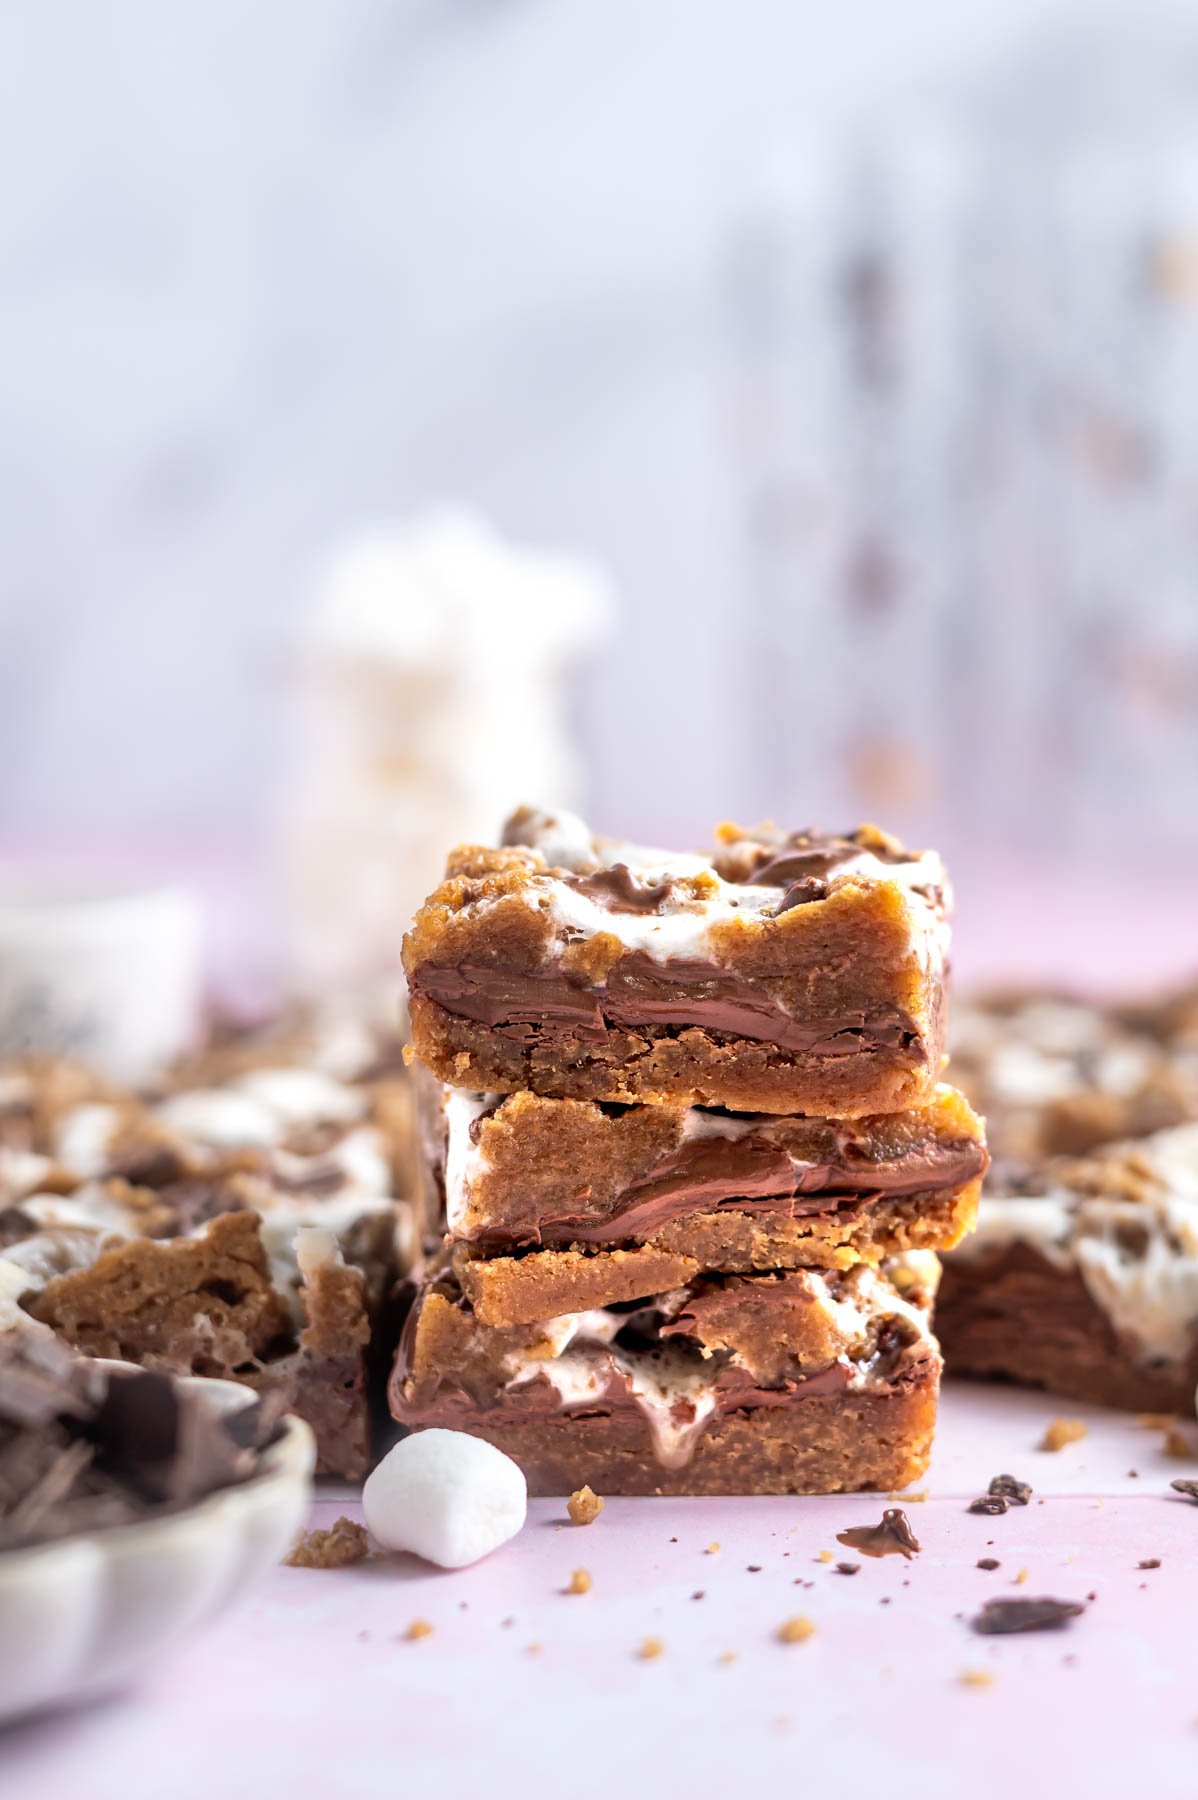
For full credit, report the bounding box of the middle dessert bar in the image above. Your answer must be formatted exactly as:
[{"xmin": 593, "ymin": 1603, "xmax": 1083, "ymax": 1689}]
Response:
[
  {"xmin": 420, "ymin": 1080, "xmax": 985, "ymax": 1324},
  {"xmin": 390, "ymin": 1260, "xmax": 941, "ymax": 1495}
]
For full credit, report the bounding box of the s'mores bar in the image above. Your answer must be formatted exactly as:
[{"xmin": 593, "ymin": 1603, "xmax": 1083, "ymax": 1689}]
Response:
[
  {"xmin": 0, "ymin": 1040, "xmax": 418, "ymax": 1476},
  {"xmin": 391, "ymin": 1259, "xmax": 940, "ymax": 1496},
  {"xmin": 937, "ymin": 1123, "xmax": 1198, "ymax": 1412},
  {"xmin": 952, "ymin": 990, "xmax": 1198, "ymax": 1174},
  {"xmin": 404, "ymin": 808, "xmax": 949, "ymax": 1117},
  {"xmin": 419, "ymin": 1077, "xmax": 985, "ymax": 1326}
]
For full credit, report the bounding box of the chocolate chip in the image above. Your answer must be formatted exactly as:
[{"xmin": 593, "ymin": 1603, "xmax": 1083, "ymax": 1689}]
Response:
[
  {"xmin": 969, "ymin": 1496, "xmax": 1009, "ymax": 1516},
  {"xmin": 834, "ymin": 1562, "xmax": 860, "ymax": 1575},
  {"xmin": 971, "ymin": 1598, "xmax": 1086, "ymax": 1636},
  {"xmin": 836, "ymin": 1507, "xmax": 921, "ymax": 1560},
  {"xmin": 976, "ymin": 1558, "xmax": 1000, "ymax": 1571},
  {"xmin": 988, "ymin": 1474, "xmax": 1032, "ymax": 1507},
  {"xmin": 1137, "ymin": 1559, "xmax": 1160, "ymax": 1570}
]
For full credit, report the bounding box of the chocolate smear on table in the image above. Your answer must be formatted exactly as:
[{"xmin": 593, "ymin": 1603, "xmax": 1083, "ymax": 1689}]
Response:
[
  {"xmin": 836, "ymin": 1507, "xmax": 921, "ymax": 1560},
  {"xmin": 1169, "ymin": 1478, "xmax": 1198, "ymax": 1502},
  {"xmin": 988, "ymin": 1474, "xmax": 1032, "ymax": 1506},
  {"xmin": 971, "ymin": 1597, "xmax": 1085, "ymax": 1636}
]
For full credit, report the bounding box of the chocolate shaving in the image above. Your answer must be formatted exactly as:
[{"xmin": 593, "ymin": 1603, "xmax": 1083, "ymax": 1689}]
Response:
[
  {"xmin": 0, "ymin": 1326, "xmax": 278, "ymax": 1551},
  {"xmin": 836, "ymin": 1506, "xmax": 921, "ymax": 1560},
  {"xmin": 988, "ymin": 1473, "xmax": 1032, "ymax": 1506},
  {"xmin": 971, "ymin": 1597, "xmax": 1085, "ymax": 1636}
]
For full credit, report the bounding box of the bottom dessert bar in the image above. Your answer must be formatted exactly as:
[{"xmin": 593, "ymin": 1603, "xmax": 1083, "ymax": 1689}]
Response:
[
  {"xmin": 938, "ymin": 1123, "xmax": 1198, "ymax": 1413},
  {"xmin": 390, "ymin": 1261, "xmax": 941, "ymax": 1495}
]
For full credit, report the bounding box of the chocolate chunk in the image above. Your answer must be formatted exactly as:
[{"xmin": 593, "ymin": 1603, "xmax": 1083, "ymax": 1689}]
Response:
[
  {"xmin": 836, "ymin": 1507, "xmax": 921, "ymax": 1560},
  {"xmin": 976, "ymin": 1558, "xmax": 1000, "ymax": 1571},
  {"xmin": 971, "ymin": 1597, "xmax": 1085, "ymax": 1635},
  {"xmin": 834, "ymin": 1561, "xmax": 860, "ymax": 1575},
  {"xmin": 968, "ymin": 1496, "xmax": 1009, "ymax": 1516},
  {"xmin": 1170, "ymin": 1478, "xmax": 1198, "ymax": 1501},
  {"xmin": 1138, "ymin": 1559, "xmax": 1161, "ymax": 1570},
  {"xmin": 566, "ymin": 865, "xmax": 675, "ymax": 915},
  {"xmin": 988, "ymin": 1473, "xmax": 1032, "ymax": 1506}
]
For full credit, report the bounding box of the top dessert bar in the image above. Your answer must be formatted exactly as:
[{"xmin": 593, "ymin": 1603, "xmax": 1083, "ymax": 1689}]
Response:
[{"xmin": 404, "ymin": 807, "xmax": 950, "ymax": 1115}]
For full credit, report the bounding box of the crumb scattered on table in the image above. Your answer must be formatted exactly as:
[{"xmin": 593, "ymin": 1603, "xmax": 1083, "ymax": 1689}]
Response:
[
  {"xmin": 816, "ymin": 1548, "xmax": 834, "ymax": 1563},
  {"xmin": 1164, "ymin": 1426, "xmax": 1193, "ymax": 1460},
  {"xmin": 637, "ymin": 1637, "xmax": 664, "ymax": 1660},
  {"xmin": 778, "ymin": 1616, "xmax": 816, "ymax": 1644},
  {"xmin": 836, "ymin": 1508, "xmax": 921, "ymax": 1560},
  {"xmin": 718, "ymin": 1651, "xmax": 738, "ymax": 1665},
  {"xmin": 405, "ymin": 1619, "xmax": 434, "ymax": 1641},
  {"xmin": 567, "ymin": 1485, "xmax": 604, "ymax": 1526},
  {"xmin": 285, "ymin": 1516, "xmax": 370, "ymax": 1569},
  {"xmin": 1041, "ymin": 1418, "xmax": 1087, "ymax": 1452},
  {"xmin": 959, "ymin": 1669, "xmax": 995, "ymax": 1689},
  {"xmin": 566, "ymin": 1568, "xmax": 592, "ymax": 1595},
  {"xmin": 1138, "ymin": 1558, "xmax": 1161, "ymax": 1570},
  {"xmin": 705, "ymin": 1541, "xmax": 720, "ymax": 1555}
]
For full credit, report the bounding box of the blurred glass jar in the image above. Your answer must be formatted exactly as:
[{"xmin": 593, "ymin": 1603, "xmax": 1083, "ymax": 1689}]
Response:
[
  {"xmin": 729, "ymin": 18, "xmax": 1198, "ymax": 857},
  {"xmin": 280, "ymin": 509, "xmax": 611, "ymax": 992}
]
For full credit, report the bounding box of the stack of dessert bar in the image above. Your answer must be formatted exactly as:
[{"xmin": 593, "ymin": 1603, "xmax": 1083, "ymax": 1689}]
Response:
[
  {"xmin": 393, "ymin": 807, "xmax": 987, "ymax": 1494},
  {"xmin": 0, "ymin": 1015, "xmax": 418, "ymax": 1476},
  {"xmin": 940, "ymin": 987, "xmax": 1198, "ymax": 1412}
]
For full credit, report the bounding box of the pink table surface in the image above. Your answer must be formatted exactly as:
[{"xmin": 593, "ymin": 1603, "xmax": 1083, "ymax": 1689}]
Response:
[{"xmin": 4, "ymin": 1381, "xmax": 1198, "ymax": 1800}]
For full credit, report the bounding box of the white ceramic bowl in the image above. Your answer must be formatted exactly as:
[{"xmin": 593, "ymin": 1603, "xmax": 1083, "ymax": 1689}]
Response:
[{"xmin": 0, "ymin": 1371, "xmax": 315, "ymax": 1726}]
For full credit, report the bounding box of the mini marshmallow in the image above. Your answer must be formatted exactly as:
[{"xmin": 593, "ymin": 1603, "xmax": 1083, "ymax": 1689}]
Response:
[{"xmin": 363, "ymin": 1428, "xmax": 526, "ymax": 1568}]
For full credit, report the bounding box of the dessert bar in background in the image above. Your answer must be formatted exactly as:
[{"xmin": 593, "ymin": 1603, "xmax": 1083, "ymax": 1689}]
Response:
[
  {"xmin": 0, "ymin": 1012, "xmax": 418, "ymax": 1477},
  {"xmin": 404, "ymin": 807, "xmax": 949, "ymax": 1117},
  {"xmin": 942, "ymin": 984, "xmax": 1198, "ymax": 1412},
  {"xmin": 938, "ymin": 1121, "xmax": 1198, "ymax": 1413},
  {"xmin": 395, "ymin": 805, "xmax": 979, "ymax": 1494}
]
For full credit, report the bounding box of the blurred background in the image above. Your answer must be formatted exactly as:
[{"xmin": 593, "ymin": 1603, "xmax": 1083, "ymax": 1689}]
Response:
[{"xmin": 2, "ymin": 0, "xmax": 1197, "ymax": 1048}]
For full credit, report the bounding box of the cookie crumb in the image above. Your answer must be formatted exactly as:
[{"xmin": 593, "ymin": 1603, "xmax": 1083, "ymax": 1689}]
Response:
[
  {"xmin": 816, "ymin": 1549, "xmax": 834, "ymax": 1563},
  {"xmin": 566, "ymin": 1568, "xmax": 592, "ymax": 1595},
  {"xmin": 1014, "ymin": 1568, "xmax": 1029, "ymax": 1585},
  {"xmin": 567, "ymin": 1485, "xmax": 604, "ymax": 1526},
  {"xmin": 637, "ymin": 1637, "xmax": 665, "ymax": 1660},
  {"xmin": 717, "ymin": 1650, "xmax": 738, "ymax": 1665},
  {"xmin": 705, "ymin": 1541, "xmax": 720, "ymax": 1555},
  {"xmin": 1041, "ymin": 1418, "xmax": 1087, "ymax": 1452},
  {"xmin": 1138, "ymin": 1413, "xmax": 1176, "ymax": 1430},
  {"xmin": 959, "ymin": 1669, "xmax": 994, "ymax": 1689},
  {"xmin": 526, "ymin": 1642, "xmax": 542, "ymax": 1656},
  {"xmin": 777, "ymin": 1616, "xmax": 816, "ymax": 1644},
  {"xmin": 1164, "ymin": 1426, "xmax": 1193, "ymax": 1460},
  {"xmin": 405, "ymin": 1619, "xmax": 434, "ymax": 1641},
  {"xmin": 285, "ymin": 1516, "xmax": 370, "ymax": 1569}
]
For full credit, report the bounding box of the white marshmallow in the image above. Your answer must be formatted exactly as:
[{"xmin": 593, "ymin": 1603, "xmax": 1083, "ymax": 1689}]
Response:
[{"xmin": 363, "ymin": 1429, "xmax": 526, "ymax": 1568}]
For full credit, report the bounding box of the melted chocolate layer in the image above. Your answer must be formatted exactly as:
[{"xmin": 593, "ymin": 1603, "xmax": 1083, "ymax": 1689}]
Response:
[
  {"xmin": 468, "ymin": 1130, "xmax": 986, "ymax": 1249},
  {"xmin": 412, "ymin": 954, "xmax": 920, "ymax": 1059}
]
